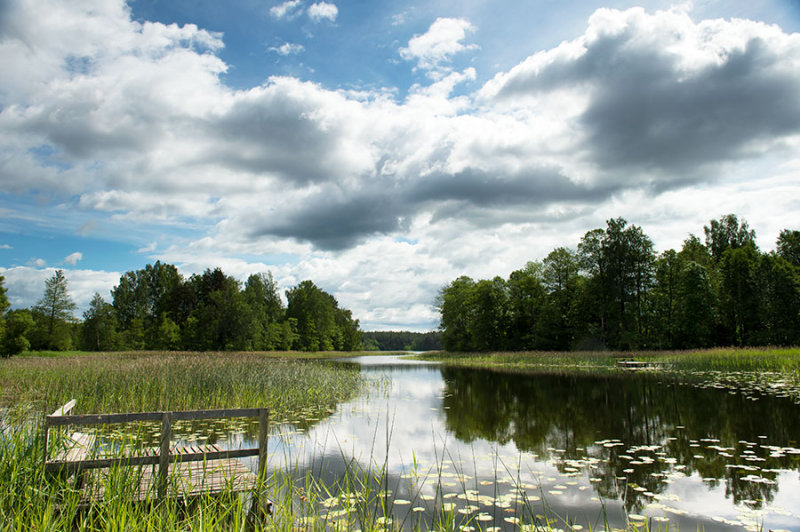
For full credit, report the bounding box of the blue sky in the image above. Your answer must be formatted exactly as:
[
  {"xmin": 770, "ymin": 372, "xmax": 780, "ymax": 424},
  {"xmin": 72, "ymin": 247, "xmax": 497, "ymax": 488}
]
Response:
[{"xmin": 2, "ymin": 0, "xmax": 800, "ymax": 330}]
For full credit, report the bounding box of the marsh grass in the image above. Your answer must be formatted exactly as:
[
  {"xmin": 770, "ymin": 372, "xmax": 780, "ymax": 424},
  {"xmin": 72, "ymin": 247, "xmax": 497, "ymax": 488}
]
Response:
[
  {"xmin": 418, "ymin": 347, "xmax": 800, "ymax": 374},
  {"xmin": 0, "ymin": 351, "xmax": 363, "ymax": 415}
]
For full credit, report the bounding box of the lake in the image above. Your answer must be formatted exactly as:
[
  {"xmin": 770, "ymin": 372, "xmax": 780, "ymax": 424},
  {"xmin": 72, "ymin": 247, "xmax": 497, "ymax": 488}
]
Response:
[{"xmin": 194, "ymin": 354, "xmax": 800, "ymax": 530}]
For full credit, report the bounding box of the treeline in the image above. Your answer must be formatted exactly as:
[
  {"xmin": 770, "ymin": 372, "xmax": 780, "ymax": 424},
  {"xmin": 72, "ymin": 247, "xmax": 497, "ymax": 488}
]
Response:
[
  {"xmin": 0, "ymin": 263, "xmax": 362, "ymax": 356},
  {"xmin": 438, "ymin": 215, "xmax": 800, "ymax": 352},
  {"xmin": 361, "ymin": 331, "xmax": 443, "ymax": 351}
]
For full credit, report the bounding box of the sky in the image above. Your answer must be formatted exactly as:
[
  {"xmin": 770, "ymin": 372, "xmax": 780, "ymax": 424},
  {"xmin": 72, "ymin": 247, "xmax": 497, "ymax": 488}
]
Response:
[{"xmin": 1, "ymin": 0, "xmax": 799, "ymax": 331}]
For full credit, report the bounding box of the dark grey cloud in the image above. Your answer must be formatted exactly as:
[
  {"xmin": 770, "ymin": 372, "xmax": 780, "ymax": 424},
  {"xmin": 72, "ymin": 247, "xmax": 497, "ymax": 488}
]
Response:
[
  {"xmin": 250, "ymin": 167, "xmax": 618, "ymax": 249},
  {"xmin": 250, "ymin": 190, "xmax": 407, "ymax": 250},
  {"xmin": 490, "ymin": 12, "xmax": 800, "ymax": 177},
  {"xmin": 208, "ymin": 84, "xmax": 362, "ymax": 185},
  {"xmin": 409, "ymin": 167, "xmax": 615, "ymax": 206},
  {"xmin": 581, "ymin": 37, "xmax": 800, "ymax": 173}
]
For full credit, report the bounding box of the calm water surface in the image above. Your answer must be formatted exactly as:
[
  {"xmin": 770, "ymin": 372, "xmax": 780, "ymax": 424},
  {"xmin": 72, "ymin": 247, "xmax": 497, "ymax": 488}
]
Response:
[{"xmin": 252, "ymin": 355, "xmax": 800, "ymax": 530}]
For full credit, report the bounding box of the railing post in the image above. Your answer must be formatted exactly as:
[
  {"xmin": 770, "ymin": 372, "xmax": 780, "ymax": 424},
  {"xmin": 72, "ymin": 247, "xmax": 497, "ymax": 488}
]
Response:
[
  {"xmin": 257, "ymin": 408, "xmax": 269, "ymax": 481},
  {"xmin": 158, "ymin": 412, "xmax": 173, "ymax": 501},
  {"xmin": 42, "ymin": 417, "xmax": 50, "ymax": 469},
  {"xmin": 43, "ymin": 400, "xmax": 77, "ymax": 474}
]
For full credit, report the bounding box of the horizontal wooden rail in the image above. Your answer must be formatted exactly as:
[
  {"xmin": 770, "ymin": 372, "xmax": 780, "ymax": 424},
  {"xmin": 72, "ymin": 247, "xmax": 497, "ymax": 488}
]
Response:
[
  {"xmin": 45, "ymin": 447, "xmax": 262, "ymax": 474},
  {"xmin": 46, "ymin": 407, "xmax": 264, "ymax": 427}
]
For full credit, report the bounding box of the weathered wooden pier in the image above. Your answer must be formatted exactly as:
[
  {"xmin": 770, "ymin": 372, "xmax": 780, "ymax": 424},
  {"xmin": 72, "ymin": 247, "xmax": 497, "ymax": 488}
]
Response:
[{"xmin": 43, "ymin": 400, "xmax": 271, "ymax": 515}]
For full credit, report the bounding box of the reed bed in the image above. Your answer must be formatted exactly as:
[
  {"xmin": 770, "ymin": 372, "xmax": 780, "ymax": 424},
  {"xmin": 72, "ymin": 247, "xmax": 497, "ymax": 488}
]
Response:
[
  {"xmin": 0, "ymin": 351, "xmax": 363, "ymax": 415},
  {"xmin": 419, "ymin": 347, "xmax": 800, "ymax": 374}
]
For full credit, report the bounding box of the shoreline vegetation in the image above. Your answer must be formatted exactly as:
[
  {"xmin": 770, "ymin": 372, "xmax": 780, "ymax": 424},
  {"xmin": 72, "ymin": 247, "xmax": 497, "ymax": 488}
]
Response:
[
  {"xmin": 415, "ymin": 346, "xmax": 800, "ymax": 374},
  {"xmin": 416, "ymin": 346, "xmax": 800, "ymax": 406}
]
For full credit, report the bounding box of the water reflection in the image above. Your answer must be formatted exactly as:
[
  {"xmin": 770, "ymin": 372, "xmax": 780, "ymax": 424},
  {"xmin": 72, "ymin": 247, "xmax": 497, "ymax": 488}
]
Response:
[{"xmin": 440, "ymin": 367, "xmax": 800, "ymax": 513}]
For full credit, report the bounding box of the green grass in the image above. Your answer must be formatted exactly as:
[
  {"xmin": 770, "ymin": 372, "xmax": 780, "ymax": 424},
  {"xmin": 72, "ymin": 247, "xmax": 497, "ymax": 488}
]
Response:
[
  {"xmin": 16, "ymin": 349, "xmax": 390, "ymax": 359},
  {"xmin": 1, "ymin": 351, "xmax": 366, "ymax": 415},
  {"xmin": 416, "ymin": 346, "xmax": 800, "ymax": 375}
]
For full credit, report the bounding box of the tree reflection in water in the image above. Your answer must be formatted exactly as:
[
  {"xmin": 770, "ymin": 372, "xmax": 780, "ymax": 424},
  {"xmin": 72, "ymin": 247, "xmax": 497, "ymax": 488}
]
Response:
[{"xmin": 440, "ymin": 367, "xmax": 800, "ymax": 512}]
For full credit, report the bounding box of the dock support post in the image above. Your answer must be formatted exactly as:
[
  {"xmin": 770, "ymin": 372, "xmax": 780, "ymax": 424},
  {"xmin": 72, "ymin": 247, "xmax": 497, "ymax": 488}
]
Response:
[{"xmin": 158, "ymin": 412, "xmax": 173, "ymax": 501}]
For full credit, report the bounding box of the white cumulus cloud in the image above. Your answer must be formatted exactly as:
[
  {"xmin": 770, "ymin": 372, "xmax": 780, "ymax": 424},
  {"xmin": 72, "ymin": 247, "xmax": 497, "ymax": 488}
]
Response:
[
  {"xmin": 270, "ymin": 0, "xmax": 303, "ymax": 19},
  {"xmin": 270, "ymin": 42, "xmax": 305, "ymax": 56},
  {"xmin": 64, "ymin": 252, "xmax": 83, "ymax": 265},
  {"xmin": 307, "ymin": 2, "xmax": 338, "ymax": 23},
  {"xmin": 400, "ymin": 17, "xmax": 479, "ymax": 75}
]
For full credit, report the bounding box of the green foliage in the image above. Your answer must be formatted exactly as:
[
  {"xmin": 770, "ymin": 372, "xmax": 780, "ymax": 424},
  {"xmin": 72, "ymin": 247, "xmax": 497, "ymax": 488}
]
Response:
[
  {"xmin": 31, "ymin": 270, "xmax": 77, "ymax": 350},
  {"xmin": 80, "ymin": 293, "xmax": 121, "ymax": 351},
  {"xmin": 438, "ymin": 215, "xmax": 800, "ymax": 352},
  {"xmin": 704, "ymin": 213, "xmax": 757, "ymax": 262},
  {"xmin": 776, "ymin": 229, "xmax": 800, "ymax": 267},
  {"xmin": 1, "ymin": 309, "xmax": 34, "ymax": 357},
  {"xmin": 286, "ymin": 280, "xmax": 360, "ymax": 351},
  {"xmin": 96, "ymin": 264, "xmax": 361, "ymax": 353},
  {"xmin": 360, "ymin": 330, "xmax": 443, "ymax": 351}
]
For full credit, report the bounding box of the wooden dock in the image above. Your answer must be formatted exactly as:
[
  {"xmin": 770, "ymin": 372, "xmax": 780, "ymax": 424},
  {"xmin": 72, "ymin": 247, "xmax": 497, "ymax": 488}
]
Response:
[{"xmin": 43, "ymin": 400, "xmax": 271, "ymax": 514}]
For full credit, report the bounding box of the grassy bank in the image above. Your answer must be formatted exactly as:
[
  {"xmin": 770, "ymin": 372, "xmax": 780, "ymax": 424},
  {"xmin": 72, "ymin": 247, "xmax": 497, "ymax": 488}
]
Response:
[
  {"xmin": 0, "ymin": 351, "xmax": 370, "ymax": 530},
  {"xmin": 0, "ymin": 351, "xmax": 366, "ymax": 415},
  {"xmin": 416, "ymin": 346, "xmax": 800, "ymax": 374}
]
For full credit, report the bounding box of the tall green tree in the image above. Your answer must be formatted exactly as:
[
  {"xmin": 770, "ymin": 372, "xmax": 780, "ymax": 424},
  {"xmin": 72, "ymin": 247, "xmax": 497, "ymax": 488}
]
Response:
[
  {"xmin": 437, "ymin": 276, "xmax": 476, "ymax": 352},
  {"xmin": 80, "ymin": 293, "xmax": 120, "ymax": 351},
  {"xmin": 0, "ymin": 275, "xmax": 9, "ymax": 346},
  {"xmin": 506, "ymin": 263, "xmax": 546, "ymax": 350},
  {"xmin": 244, "ymin": 272, "xmax": 284, "ymax": 349},
  {"xmin": 540, "ymin": 249, "xmax": 580, "ymax": 350},
  {"xmin": 32, "ymin": 269, "xmax": 77, "ymax": 350},
  {"xmin": 579, "ymin": 219, "xmax": 655, "ymax": 348},
  {"xmin": 185, "ymin": 269, "xmax": 252, "ymax": 350},
  {"xmin": 719, "ymin": 245, "xmax": 760, "ymax": 345},
  {"xmin": 755, "ymin": 253, "xmax": 800, "ymax": 345},
  {"xmin": 578, "ymin": 228, "xmax": 609, "ymax": 346},
  {"xmin": 704, "ymin": 214, "xmax": 757, "ymax": 262},
  {"xmin": 112, "ymin": 261, "xmax": 182, "ymax": 348},
  {"xmin": 1, "ymin": 309, "xmax": 34, "ymax": 357},
  {"xmin": 651, "ymin": 250, "xmax": 681, "ymax": 348},
  {"xmin": 674, "ymin": 261, "xmax": 716, "ymax": 348},
  {"xmin": 470, "ymin": 277, "xmax": 510, "ymax": 351},
  {"xmin": 776, "ymin": 229, "xmax": 800, "ymax": 268},
  {"xmin": 285, "ymin": 280, "xmax": 343, "ymax": 351}
]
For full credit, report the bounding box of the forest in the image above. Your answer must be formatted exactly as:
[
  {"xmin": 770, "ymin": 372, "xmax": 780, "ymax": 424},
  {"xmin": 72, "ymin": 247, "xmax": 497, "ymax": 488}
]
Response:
[
  {"xmin": 0, "ymin": 265, "xmax": 361, "ymax": 355},
  {"xmin": 438, "ymin": 215, "xmax": 800, "ymax": 352},
  {"xmin": 361, "ymin": 330, "xmax": 443, "ymax": 351}
]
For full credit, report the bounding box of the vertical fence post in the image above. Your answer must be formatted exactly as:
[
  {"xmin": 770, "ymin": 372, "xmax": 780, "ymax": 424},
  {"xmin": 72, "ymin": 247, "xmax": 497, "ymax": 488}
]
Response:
[
  {"xmin": 257, "ymin": 408, "xmax": 269, "ymax": 481},
  {"xmin": 42, "ymin": 417, "xmax": 50, "ymax": 467},
  {"xmin": 252, "ymin": 407, "xmax": 270, "ymax": 521},
  {"xmin": 158, "ymin": 412, "xmax": 173, "ymax": 501}
]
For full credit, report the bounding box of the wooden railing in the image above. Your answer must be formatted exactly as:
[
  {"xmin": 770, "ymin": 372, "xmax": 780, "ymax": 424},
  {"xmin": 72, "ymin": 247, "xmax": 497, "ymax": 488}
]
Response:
[{"xmin": 43, "ymin": 400, "xmax": 269, "ymax": 501}]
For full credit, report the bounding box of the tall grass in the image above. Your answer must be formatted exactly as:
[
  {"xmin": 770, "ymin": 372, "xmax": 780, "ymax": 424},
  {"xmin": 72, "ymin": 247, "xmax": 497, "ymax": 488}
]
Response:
[
  {"xmin": 0, "ymin": 351, "xmax": 367, "ymax": 530},
  {"xmin": 418, "ymin": 347, "xmax": 800, "ymax": 375},
  {"xmin": 0, "ymin": 351, "xmax": 363, "ymax": 415}
]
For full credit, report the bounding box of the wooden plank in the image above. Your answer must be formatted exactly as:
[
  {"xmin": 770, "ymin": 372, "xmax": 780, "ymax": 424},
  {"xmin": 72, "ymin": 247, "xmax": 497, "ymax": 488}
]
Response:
[
  {"xmin": 46, "ymin": 446, "xmax": 261, "ymax": 473},
  {"xmin": 50, "ymin": 399, "xmax": 76, "ymax": 418},
  {"xmin": 76, "ymin": 458, "xmax": 258, "ymax": 505},
  {"xmin": 171, "ymin": 408, "xmax": 262, "ymax": 421},
  {"xmin": 47, "ymin": 407, "xmax": 263, "ymax": 427},
  {"xmin": 48, "ymin": 411, "xmax": 163, "ymax": 426}
]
